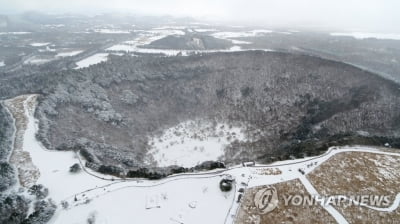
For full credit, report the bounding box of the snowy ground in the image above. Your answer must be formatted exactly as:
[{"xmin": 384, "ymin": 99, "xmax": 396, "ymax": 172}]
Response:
[
  {"xmin": 0, "ymin": 60, "xmax": 4, "ymax": 67},
  {"xmin": 54, "ymin": 175, "xmax": 235, "ymax": 224},
  {"xmin": 23, "ymin": 56, "xmax": 53, "ymax": 65},
  {"xmin": 212, "ymin": 30, "xmax": 290, "ymax": 40},
  {"xmin": 106, "ymin": 28, "xmax": 273, "ymax": 56},
  {"xmin": 5, "ymin": 94, "xmax": 400, "ymax": 224},
  {"xmin": 147, "ymin": 120, "xmax": 246, "ymax": 167},
  {"xmin": 330, "ymin": 32, "xmax": 400, "ymax": 40},
  {"xmin": 55, "ymin": 50, "xmax": 83, "ymax": 58},
  {"xmin": 194, "ymin": 28, "xmax": 218, "ymax": 33},
  {"xmin": 75, "ymin": 53, "xmax": 109, "ymax": 69},
  {"xmin": 209, "ymin": 29, "xmax": 294, "ymax": 46},
  {"xmin": 0, "ymin": 32, "xmax": 31, "ymax": 35},
  {"xmin": 30, "ymin": 42, "xmax": 51, "ymax": 47},
  {"xmin": 106, "ymin": 29, "xmax": 185, "ymax": 55},
  {"xmin": 91, "ymin": 29, "xmax": 132, "ymax": 34}
]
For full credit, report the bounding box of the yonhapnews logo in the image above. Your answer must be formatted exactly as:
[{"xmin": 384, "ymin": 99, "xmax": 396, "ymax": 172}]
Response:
[
  {"xmin": 253, "ymin": 186, "xmax": 279, "ymax": 214},
  {"xmin": 252, "ymin": 186, "xmax": 392, "ymax": 215}
]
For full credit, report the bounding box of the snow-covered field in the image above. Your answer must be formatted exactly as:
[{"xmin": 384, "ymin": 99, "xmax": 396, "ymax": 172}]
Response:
[
  {"xmin": 195, "ymin": 28, "xmax": 218, "ymax": 32},
  {"xmin": 54, "ymin": 176, "xmax": 234, "ymax": 224},
  {"xmin": 92, "ymin": 29, "xmax": 132, "ymax": 34},
  {"xmin": 30, "ymin": 42, "xmax": 51, "ymax": 47},
  {"xmin": 6, "ymin": 94, "xmax": 400, "ymax": 224},
  {"xmin": 105, "ymin": 27, "xmax": 280, "ymax": 56},
  {"xmin": 147, "ymin": 120, "xmax": 246, "ymax": 167},
  {"xmin": 23, "ymin": 56, "xmax": 53, "ymax": 65},
  {"xmin": 330, "ymin": 32, "xmax": 400, "ymax": 40},
  {"xmin": 212, "ymin": 30, "xmax": 290, "ymax": 39},
  {"xmin": 0, "ymin": 32, "xmax": 31, "ymax": 35},
  {"xmin": 211, "ymin": 30, "xmax": 290, "ymax": 45},
  {"xmin": 75, "ymin": 53, "xmax": 109, "ymax": 69},
  {"xmin": 44, "ymin": 24, "xmax": 65, "ymax": 28},
  {"xmin": 107, "ymin": 29, "xmax": 185, "ymax": 55},
  {"xmin": 107, "ymin": 30, "xmax": 272, "ymax": 56},
  {"xmin": 55, "ymin": 50, "xmax": 83, "ymax": 58}
]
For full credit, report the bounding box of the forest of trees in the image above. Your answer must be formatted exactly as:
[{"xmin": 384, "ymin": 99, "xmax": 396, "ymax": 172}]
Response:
[{"xmin": 13, "ymin": 51, "xmax": 397, "ymax": 175}]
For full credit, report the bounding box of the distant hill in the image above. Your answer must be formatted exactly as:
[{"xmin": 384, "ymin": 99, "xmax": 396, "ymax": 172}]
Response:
[{"xmin": 144, "ymin": 33, "xmax": 233, "ymax": 50}]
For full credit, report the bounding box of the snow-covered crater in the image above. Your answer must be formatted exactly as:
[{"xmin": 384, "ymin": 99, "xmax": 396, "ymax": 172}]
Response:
[{"xmin": 147, "ymin": 120, "xmax": 246, "ymax": 167}]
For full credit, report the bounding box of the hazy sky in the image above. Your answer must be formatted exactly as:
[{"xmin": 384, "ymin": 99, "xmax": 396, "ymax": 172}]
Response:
[{"xmin": 1, "ymin": 0, "xmax": 399, "ymax": 32}]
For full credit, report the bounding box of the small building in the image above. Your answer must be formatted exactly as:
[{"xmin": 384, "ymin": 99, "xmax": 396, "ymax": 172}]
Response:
[{"xmin": 242, "ymin": 161, "xmax": 255, "ymax": 167}]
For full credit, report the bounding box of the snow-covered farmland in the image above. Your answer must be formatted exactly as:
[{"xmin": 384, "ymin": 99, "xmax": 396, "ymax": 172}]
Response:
[
  {"xmin": 0, "ymin": 32, "xmax": 31, "ymax": 35},
  {"xmin": 44, "ymin": 24, "xmax": 65, "ymax": 28},
  {"xmin": 55, "ymin": 50, "xmax": 83, "ymax": 58},
  {"xmin": 106, "ymin": 28, "xmax": 276, "ymax": 56},
  {"xmin": 195, "ymin": 28, "xmax": 218, "ymax": 32},
  {"xmin": 30, "ymin": 42, "xmax": 51, "ymax": 47},
  {"xmin": 23, "ymin": 56, "xmax": 53, "ymax": 65},
  {"xmin": 147, "ymin": 120, "xmax": 246, "ymax": 167},
  {"xmin": 211, "ymin": 30, "xmax": 290, "ymax": 45},
  {"xmin": 330, "ymin": 32, "xmax": 400, "ymax": 40},
  {"xmin": 152, "ymin": 26, "xmax": 187, "ymax": 30},
  {"xmin": 212, "ymin": 30, "xmax": 290, "ymax": 39},
  {"xmin": 75, "ymin": 53, "xmax": 109, "ymax": 69},
  {"xmin": 92, "ymin": 28, "xmax": 132, "ymax": 34},
  {"xmin": 107, "ymin": 29, "xmax": 185, "ymax": 54}
]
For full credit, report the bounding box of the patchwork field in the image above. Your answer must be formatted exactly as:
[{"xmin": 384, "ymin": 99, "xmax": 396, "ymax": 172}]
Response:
[{"xmin": 235, "ymin": 179, "xmax": 336, "ymax": 224}]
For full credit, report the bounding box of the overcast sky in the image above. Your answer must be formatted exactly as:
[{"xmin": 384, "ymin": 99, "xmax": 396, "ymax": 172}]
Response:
[{"xmin": 1, "ymin": 0, "xmax": 399, "ymax": 32}]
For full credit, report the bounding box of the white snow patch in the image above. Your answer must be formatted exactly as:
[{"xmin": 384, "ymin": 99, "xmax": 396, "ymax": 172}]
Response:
[
  {"xmin": 107, "ymin": 29, "xmax": 271, "ymax": 56},
  {"xmin": 0, "ymin": 61, "xmax": 4, "ymax": 67},
  {"xmin": 195, "ymin": 28, "xmax": 218, "ymax": 32},
  {"xmin": 212, "ymin": 30, "xmax": 286, "ymax": 39},
  {"xmin": 230, "ymin": 39, "xmax": 252, "ymax": 44},
  {"xmin": 153, "ymin": 26, "xmax": 187, "ymax": 30},
  {"xmin": 75, "ymin": 53, "xmax": 109, "ymax": 69},
  {"xmin": 38, "ymin": 46, "xmax": 56, "ymax": 52},
  {"xmin": 330, "ymin": 32, "xmax": 400, "ymax": 40},
  {"xmin": 229, "ymin": 46, "xmax": 242, "ymax": 51},
  {"xmin": 107, "ymin": 30, "xmax": 185, "ymax": 55},
  {"xmin": 0, "ymin": 32, "xmax": 31, "ymax": 35},
  {"xmin": 56, "ymin": 50, "xmax": 83, "ymax": 58},
  {"xmin": 30, "ymin": 42, "xmax": 51, "ymax": 47},
  {"xmin": 44, "ymin": 24, "xmax": 65, "ymax": 28},
  {"xmin": 148, "ymin": 120, "xmax": 246, "ymax": 167},
  {"xmin": 146, "ymin": 29, "xmax": 186, "ymax": 36},
  {"xmin": 111, "ymin": 52, "xmax": 125, "ymax": 56},
  {"xmin": 212, "ymin": 30, "xmax": 289, "ymax": 44},
  {"xmin": 92, "ymin": 29, "xmax": 131, "ymax": 34},
  {"xmin": 23, "ymin": 57, "xmax": 53, "ymax": 65}
]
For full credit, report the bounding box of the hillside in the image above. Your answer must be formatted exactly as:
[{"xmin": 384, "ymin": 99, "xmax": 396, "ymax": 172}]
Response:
[{"xmin": 29, "ymin": 51, "xmax": 400, "ymax": 176}]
